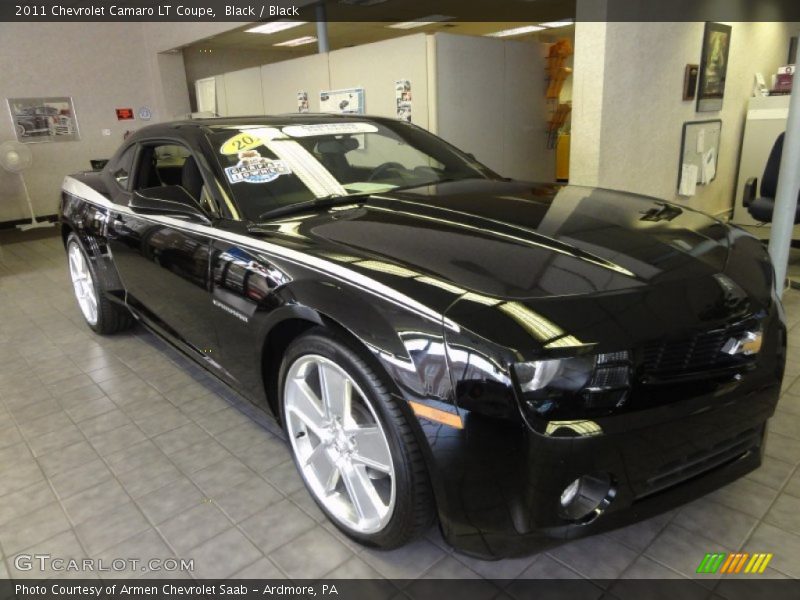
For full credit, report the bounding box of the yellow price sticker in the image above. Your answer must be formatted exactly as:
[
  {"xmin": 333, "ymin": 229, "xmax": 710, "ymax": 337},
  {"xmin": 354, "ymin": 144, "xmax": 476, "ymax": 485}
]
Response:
[{"xmin": 220, "ymin": 132, "xmax": 263, "ymax": 155}]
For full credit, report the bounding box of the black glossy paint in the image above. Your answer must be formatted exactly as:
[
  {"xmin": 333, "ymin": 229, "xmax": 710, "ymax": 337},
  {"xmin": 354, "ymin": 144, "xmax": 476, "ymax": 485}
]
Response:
[{"xmin": 59, "ymin": 116, "xmax": 786, "ymax": 558}]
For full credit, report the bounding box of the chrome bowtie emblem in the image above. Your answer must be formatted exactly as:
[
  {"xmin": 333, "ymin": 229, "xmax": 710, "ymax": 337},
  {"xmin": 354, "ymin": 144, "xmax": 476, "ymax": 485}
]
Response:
[{"xmin": 722, "ymin": 331, "xmax": 763, "ymax": 356}]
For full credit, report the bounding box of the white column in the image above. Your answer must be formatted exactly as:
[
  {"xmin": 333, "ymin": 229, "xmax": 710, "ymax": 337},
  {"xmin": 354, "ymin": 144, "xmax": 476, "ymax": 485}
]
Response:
[{"xmin": 768, "ymin": 37, "xmax": 800, "ymax": 293}]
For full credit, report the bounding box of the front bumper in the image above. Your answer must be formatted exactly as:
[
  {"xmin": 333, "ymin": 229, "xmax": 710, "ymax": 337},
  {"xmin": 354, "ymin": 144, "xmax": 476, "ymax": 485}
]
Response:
[{"xmin": 426, "ymin": 345, "xmax": 782, "ymax": 559}]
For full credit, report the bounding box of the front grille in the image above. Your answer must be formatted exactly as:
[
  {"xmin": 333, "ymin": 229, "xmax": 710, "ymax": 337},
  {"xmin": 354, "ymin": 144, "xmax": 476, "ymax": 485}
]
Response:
[
  {"xmin": 634, "ymin": 427, "xmax": 760, "ymax": 500},
  {"xmin": 641, "ymin": 323, "xmax": 752, "ymax": 376}
]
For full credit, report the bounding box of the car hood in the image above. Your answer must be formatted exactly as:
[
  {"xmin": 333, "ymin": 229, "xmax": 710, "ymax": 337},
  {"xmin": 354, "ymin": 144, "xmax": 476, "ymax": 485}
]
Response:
[{"xmin": 251, "ymin": 180, "xmax": 730, "ymax": 306}]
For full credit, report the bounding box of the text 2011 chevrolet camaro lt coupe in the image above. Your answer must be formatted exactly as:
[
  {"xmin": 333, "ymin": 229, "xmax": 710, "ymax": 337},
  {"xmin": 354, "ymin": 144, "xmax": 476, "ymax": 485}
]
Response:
[{"xmin": 59, "ymin": 115, "xmax": 785, "ymax": 558}]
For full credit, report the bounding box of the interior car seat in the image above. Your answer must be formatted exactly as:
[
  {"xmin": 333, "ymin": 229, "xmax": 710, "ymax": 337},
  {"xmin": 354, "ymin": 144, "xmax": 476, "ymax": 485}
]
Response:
[{"xmin": 181, "ymin": 156, "xmax": 204, "ymax": 202}]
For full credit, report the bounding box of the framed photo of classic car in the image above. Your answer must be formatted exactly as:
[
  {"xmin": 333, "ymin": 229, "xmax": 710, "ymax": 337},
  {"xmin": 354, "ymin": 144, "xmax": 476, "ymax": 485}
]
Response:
[
  {"xmin": 696, "ymin": 22, "xmax": 732, "ymax": 112},
  {"xmin": 7, "ymin": 96, "xmax": 80, "ymax": 143}
]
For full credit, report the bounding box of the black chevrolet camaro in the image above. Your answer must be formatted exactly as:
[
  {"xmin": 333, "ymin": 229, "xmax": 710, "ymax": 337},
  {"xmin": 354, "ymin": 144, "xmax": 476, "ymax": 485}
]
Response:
[{"xmin": 59, "ymin": 115, "xmax": 786, "ymax": 558}]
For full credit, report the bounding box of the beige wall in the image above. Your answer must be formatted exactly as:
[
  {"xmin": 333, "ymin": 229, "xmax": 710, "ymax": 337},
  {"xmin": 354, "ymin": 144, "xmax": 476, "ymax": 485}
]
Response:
[
  {"xmin": 213, "ymin": 33, "xmax": 552, "ymax": 182},
  {"xmin": 216, "ymin": 34, "xmax": 431, "ymax": 126},
  {"xmin": 261, "ymin": 53, "xmax": 331, "ymax": 114},
  {"xmin": 328, "ymin": 34, "xmax": 432, "ymax": 130},
  {"xmin": 434, "ymin": 33, "xmax": 552, "ymax": 181},
  {"xmin": 220, "ymin": 66, "xmax": 265, "ymax": 116},
  {"xmin": 0, "ymin": 21, "xmax": 250, "ymax": 222},
  {"xmin": 185, "ymin": 47, "xmax": 276, "ymax": 109},
  {"xmin": 571, "ymin": 21, "xmax": 796, "ymax": 216},
  {"xmin": 0, "ymin": 23, "xmax": 160, "ymax": 221}
]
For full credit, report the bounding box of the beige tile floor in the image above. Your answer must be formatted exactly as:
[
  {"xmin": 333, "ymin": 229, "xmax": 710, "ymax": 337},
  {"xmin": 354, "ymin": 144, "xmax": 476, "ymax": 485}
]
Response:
[{"xmin": 0, "ymin": 229, "xmax": 799, "ymax": 593}]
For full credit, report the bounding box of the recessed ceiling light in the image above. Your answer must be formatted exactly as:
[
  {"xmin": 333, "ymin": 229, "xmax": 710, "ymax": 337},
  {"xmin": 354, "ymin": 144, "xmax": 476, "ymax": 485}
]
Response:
[
  {"xmin": 387, "ymin": 15, "xmax": 454, "ymax": 29},
  {"xmin": 485, "ymin": 25, "xmax": 546, "ymax": 38},
  {"xmin": 273, "ymin": 36, "xmax": 318, "ymax": 47},
  {"xmin": 246, "ymin": 21, "xmax": 307, "ymax": 35},
  {"xmin": 540, "ymin": 19, "xmax": 574, "ymax": 28}
]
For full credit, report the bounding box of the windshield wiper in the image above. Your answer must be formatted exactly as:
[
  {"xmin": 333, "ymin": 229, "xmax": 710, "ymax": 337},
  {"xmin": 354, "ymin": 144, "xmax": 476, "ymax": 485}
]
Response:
[{"xmin": 256, "ymin": 194, "xmax": 369, "ymax": 221}]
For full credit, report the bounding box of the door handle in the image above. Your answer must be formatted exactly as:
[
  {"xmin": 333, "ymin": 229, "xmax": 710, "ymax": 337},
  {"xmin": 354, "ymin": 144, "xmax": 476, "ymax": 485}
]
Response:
[{"xmin": 112, "ymin": 216, "xmax": 126, "ymax": 229}]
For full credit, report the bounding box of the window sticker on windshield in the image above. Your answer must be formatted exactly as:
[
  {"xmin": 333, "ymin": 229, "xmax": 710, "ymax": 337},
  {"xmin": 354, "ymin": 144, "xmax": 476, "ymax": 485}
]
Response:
[
  {"xmin": 220, "ymin": 132, "xmax": 266, "ymax": 155},
  {"xmin": 225, "ymin": 150, "xmax": 292, "ymax": 184},
  {"xmin": 281, "ymin": 123, "xmax": 378, "ymax": 137}
]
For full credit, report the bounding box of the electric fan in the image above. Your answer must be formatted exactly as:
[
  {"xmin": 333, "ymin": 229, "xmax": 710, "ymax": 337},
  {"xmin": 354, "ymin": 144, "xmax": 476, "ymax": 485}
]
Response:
[{"xmin": 0, "ymin": 140, "xmax": 55, "ymax": 231}]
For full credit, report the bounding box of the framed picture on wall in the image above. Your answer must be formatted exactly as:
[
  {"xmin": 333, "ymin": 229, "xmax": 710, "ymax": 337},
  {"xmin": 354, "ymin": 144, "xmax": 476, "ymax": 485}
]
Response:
[
  {"xmin": 696, "ymin": 22, "xmax": 732, "ymax": 112},
  {"xmin": 7, "ymin": 96, "xmax": 80, "ymax": 143}
]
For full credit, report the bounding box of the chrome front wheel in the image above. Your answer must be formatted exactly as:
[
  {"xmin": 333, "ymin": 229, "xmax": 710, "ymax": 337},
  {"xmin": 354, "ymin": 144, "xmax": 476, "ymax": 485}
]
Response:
[
  {"xmin": 284, "ymin": 354, "xmax": 396, "ymax": 535},
  {"xmin": 68, "ymin": 241, "xmax": 98, "ymax": 326}
]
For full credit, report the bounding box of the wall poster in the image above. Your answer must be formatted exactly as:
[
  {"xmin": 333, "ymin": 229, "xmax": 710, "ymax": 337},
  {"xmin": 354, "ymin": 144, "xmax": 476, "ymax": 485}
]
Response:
[
  {"xmin": 8, "ymin": 96, "xmax": 80, "ymax": 143},
  {"xmin": 677, "ymin": 119, "xmax": 722, "ymax": 196},
  {"xmin": 395, "ymin": 79, "xmax": 412, "ymax": 122},
  {"xmin": 319, "ymin": 88, "xmax": 365, "ymax": 115},
  {"xmin": 696, "ymin": 22, "xmax": 732, "ymax": 112},
  {"xmin": 297, "ymin": 91, "xmax": 309, "ymax": 113}
]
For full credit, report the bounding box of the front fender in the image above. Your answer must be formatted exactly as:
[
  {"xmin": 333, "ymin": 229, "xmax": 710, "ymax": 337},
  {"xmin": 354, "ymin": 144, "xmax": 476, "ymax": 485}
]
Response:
[{"xmin": 266, "ymin": 278, "xmax": 454, "ymax": 406}]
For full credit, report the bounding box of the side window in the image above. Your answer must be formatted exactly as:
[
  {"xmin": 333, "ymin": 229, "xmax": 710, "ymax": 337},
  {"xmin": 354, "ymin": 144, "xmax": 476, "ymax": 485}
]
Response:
[
  {"xmin": 133, "ymin": 142, "xmax": 220, "ymax": 217},
  {"xmin": 112, "ymin": 146, "xmax": 137, "ymax": 189}
]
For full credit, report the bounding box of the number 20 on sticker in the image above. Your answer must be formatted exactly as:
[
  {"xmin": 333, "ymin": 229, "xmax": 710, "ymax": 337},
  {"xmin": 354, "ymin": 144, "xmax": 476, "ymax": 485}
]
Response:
[{"xmin": 220, "ymin": 133, "xmax": 263, "ymax": 155}]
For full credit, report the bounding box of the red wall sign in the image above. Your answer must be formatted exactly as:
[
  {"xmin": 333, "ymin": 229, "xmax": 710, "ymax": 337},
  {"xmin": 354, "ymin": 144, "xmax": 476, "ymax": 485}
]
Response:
[{"xmin": 116, "ymin": 108, "xmax": 134, "ymax": 120}]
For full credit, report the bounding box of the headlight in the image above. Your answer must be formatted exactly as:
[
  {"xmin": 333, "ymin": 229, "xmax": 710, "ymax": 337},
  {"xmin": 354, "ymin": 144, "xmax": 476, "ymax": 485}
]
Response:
[
  {"xmin": 512, "ymin": 352, "xmax": 631, "ymax": 420},
  {"xmin": 514, "ymin": 356, "xmax": 593, "ymax": 393}
]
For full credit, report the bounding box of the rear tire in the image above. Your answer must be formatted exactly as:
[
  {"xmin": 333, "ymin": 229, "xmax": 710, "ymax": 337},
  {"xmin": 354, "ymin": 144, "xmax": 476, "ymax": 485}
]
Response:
[
  {"xmin": 66, "ymin": 233, "xmax": 134, "ymax": 335},
  {"xmin": 278, "ymin": 328, "xmax": 435, "ymax": 549}
]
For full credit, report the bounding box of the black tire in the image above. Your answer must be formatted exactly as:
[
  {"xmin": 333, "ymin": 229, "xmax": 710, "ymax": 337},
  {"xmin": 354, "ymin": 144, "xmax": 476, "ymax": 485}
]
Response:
[
  {"xmin": 278, "ymin": 327, "xmax": 436, "ymax": 549},
  {"xmin": 66, "ymin": 233, "xmax": 134, "ymax": 335}
]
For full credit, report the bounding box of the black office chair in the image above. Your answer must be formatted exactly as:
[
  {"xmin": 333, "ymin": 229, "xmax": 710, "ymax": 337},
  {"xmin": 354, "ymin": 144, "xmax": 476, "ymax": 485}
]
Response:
[{"xmin": 743, "ymin": 132, "xmax": 800, "ymax": 224}]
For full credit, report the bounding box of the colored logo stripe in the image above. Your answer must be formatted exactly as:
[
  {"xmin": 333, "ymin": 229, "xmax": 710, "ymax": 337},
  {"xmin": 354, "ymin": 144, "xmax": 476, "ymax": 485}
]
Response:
[
  {"xmin": 697, "ymin": 552, "xmax": 773, "ymax": 574},
  {"xmin": 697, "ymin": 553, "xmax": 726, "ymax": 573},
  {"xmin": 720, "ymin": 553, "xmax": 748, "ymax": 573},
  {"xmin": 744, "ymin": 553, "xmax": 773, "ymax": 573}
]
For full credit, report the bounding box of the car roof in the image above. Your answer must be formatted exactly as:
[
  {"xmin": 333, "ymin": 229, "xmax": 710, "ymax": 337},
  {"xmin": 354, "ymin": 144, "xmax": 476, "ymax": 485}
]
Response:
[{"xmin": 125, "ymin": 113, "xmax": 401, "ymax": 146}]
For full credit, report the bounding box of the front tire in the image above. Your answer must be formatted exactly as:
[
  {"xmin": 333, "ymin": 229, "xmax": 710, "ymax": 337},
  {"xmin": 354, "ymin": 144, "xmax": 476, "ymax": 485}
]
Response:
[
  {"xmin": 279, "ymin": 328, "xmax": 435, "ymax": 549},
  {"xmin": 66, "ymin": 233, "xmax": 133, "ymax": 334}
]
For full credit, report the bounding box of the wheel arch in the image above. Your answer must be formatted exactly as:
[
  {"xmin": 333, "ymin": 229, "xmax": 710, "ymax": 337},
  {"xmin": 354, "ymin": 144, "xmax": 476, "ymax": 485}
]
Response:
[
  {"xmin": 261, "ymin": 305, "xmax": 448, "ymax": 540},
  {"xmin": 259, "ymin": 304, "xmax": 408, "ymax": 421},
  {"xmin": 258, "ymin": 304, "xmax": 446, "ymax": 537}
]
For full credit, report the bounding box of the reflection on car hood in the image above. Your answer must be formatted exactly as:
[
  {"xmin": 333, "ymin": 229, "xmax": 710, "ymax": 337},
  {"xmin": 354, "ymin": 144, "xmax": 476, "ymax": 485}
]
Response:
[{"xmin": 252, "ymin": 181, "xmax": 730, "ymax": 303}]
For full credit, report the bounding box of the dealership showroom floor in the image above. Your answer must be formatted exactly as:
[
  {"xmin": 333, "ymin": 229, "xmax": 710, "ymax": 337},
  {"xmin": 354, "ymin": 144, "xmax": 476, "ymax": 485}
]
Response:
[{"xmin": 1, "ymin": 228, "xmax": 800, "ymax": 592}]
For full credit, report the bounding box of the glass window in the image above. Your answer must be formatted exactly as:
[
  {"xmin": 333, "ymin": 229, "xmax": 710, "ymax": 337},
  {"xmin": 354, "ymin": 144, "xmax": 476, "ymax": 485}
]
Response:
[
  {"xmin": 133, "ymin": 143, "xmax": 220, "ymax": 217},
  {"xmin": 207, "ymin": 120, "xmax": 494, "ymax": 222}
]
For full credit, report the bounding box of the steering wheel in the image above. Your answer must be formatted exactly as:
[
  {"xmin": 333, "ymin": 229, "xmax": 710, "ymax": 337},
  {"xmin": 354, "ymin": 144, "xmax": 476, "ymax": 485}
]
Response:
[{"xmin": 368, "ymin": 161, "xmax": 406, "ymax": 182}]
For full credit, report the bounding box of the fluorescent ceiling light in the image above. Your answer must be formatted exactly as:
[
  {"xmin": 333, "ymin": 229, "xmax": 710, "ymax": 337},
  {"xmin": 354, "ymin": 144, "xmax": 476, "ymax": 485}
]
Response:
[
  {"xmin": 388, "ymin": 15, "xmax": 454, "ymax": 29},
  {"xmin": 540, "ymin": 19, "xmax": 574, "ymax": 28},
  {"xmin": 246, "ymin": 21, "xmax": 306, "ymax": 35},
  {"xmin": 486, "ymin": 25, "xmax": 546, "ymax": 37},
  {"xmin": 274, "ymin": 36, "xmax": 318, "ymax": 47}
]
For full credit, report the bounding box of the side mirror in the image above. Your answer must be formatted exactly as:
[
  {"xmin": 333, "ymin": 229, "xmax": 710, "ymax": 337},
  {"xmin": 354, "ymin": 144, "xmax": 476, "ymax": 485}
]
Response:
[{"xmin": 130, "ymin": 186, "xmax": 210, "ymax": 224}]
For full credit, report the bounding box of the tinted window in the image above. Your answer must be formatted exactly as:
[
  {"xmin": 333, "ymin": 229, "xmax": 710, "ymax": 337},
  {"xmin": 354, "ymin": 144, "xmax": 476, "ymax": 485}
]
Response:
[
  {"xmin": 133, "ymin": 143, "xmax": 220, "ymax": 217},
  {"xmin": 207, "ymin": 120, "xmax": 494, "ymax": 222}
]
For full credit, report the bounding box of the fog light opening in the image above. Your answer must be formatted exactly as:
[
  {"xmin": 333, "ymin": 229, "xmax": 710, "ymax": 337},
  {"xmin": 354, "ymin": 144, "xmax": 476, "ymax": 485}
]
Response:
[{"xmin": 559, "ymin": 473, "xmax": 616, "ymax": 523}]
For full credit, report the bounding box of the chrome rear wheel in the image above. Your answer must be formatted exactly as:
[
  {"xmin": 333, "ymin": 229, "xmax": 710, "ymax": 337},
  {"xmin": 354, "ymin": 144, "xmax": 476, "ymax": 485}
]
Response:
[{"xmin": 68, "ymin": 241, "xmax": 98, "ymax": 326}]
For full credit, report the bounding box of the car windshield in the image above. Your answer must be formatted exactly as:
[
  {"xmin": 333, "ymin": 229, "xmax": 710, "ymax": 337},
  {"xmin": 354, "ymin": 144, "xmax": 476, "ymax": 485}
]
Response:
[{"xmin": 207, "ymin": 119, "xmax": 493, "ymax": 221}]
